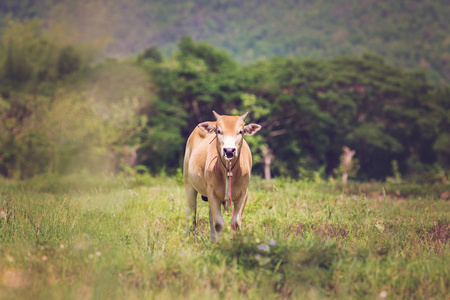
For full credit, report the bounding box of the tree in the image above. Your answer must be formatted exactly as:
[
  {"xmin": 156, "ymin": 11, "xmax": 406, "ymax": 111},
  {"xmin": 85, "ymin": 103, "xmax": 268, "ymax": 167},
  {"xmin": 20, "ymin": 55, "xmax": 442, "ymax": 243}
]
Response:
[
  {"xmin": 138, "ymin": 46, "xmax": 163, "ymax": 63},
  {"xmin": 57, "ymin": 45, "xmax": 81, "ymax": 77},
  {"xmin": 137, "ymin": 36, "xmax": 242, "ymax": 172},
  {"xmin": 239, "ymin": 53, "xmax": 446, "ymax": 180}
]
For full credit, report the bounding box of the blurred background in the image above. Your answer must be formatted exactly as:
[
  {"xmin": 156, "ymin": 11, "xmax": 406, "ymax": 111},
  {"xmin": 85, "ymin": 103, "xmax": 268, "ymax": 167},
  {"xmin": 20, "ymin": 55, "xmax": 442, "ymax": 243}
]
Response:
[{"xmin": 0, "ymin": 0, "xmax": 449, "ymax": 182}]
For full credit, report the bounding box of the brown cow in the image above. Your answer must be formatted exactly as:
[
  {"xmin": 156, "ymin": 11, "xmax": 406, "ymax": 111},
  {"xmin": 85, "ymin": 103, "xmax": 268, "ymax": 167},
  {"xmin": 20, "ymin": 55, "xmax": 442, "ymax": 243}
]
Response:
[{"xmin": 184, "ymin": 111, "xmax": 261, "ymax": 242}]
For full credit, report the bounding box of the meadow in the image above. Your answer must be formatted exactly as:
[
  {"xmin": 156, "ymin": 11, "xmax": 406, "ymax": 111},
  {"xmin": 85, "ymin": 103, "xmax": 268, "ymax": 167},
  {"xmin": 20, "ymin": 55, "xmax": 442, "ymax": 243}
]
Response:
[{"xmin": 0, "ymin": 174, "xmax": 448, "ymax": 299}]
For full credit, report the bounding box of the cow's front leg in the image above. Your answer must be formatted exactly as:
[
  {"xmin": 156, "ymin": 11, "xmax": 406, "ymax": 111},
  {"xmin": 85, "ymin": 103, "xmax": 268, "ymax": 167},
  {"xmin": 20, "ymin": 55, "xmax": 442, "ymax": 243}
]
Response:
[
  {"xmin": 232, "ymin": 189, "xmax": 248, "ymax": 231},
  {"xmin": 208, "ymin": 196, "xmax": 224, "ymax": 243}
]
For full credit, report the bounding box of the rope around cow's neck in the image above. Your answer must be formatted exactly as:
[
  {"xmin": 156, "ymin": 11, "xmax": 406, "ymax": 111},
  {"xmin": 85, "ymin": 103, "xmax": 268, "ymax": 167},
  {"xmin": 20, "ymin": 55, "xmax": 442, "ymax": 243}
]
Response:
[{"xmin": 229, "ymin": 159, "xmax": 237, "ymax": 231}]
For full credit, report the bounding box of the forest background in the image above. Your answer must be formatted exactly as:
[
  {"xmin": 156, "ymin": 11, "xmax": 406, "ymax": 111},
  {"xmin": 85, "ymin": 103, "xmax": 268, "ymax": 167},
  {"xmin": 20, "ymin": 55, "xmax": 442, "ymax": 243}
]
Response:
[{"xmin": 0, "ymin": 0, "xmax": 449, "ymax": 182}]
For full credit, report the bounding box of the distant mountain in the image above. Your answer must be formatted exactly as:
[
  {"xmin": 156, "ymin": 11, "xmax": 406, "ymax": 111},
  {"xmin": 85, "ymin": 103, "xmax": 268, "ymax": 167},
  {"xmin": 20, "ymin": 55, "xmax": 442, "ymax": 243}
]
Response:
[{"xmin": 1, "ymin": 0, "xmax": 449, "ymax": 83}]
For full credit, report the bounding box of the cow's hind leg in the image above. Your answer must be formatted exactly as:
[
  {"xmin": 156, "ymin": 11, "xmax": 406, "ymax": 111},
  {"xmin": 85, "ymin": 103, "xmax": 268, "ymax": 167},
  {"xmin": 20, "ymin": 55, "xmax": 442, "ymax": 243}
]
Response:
[{"xmin": 185, "ymin": 185, "xmax": 198, "ymax": 239}]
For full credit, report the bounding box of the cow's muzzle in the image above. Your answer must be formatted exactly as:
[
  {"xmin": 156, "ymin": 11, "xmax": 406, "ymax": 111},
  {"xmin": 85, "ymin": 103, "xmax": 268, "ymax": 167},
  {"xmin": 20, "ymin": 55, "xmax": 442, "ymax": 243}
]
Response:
[{"xmin": 223, "ymin": 148, "xmax": 236, "ymax": 159}]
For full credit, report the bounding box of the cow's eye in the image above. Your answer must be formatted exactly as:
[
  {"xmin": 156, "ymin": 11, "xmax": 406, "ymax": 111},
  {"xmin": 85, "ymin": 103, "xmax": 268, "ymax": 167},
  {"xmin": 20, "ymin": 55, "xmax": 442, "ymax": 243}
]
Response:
[
  {"xmin": 239, "ymin": 129, "xmax": 243, "ymax": 135},
  {"xmin": 217, "ymin": 129, "xmax": 222, "ymax": 135}
]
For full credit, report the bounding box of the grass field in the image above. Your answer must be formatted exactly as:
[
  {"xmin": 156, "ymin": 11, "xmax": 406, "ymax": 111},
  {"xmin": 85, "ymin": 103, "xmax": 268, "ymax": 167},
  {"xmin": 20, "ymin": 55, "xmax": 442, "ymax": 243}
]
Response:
[{"xmin": 0, "ymin": 174, "xmax": 449, "ymax": 299}]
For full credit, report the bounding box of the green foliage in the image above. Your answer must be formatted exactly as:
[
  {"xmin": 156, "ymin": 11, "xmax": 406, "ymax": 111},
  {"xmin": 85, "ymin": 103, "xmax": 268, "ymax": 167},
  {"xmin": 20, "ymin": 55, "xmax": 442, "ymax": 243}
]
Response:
[
  {"xmin": 138, "ymin": 46, "xmax": 163, "ymax": 63},
  {"xmin": 386, "ymin": 160, "xmax": 402, "ymax": 183},
  {"xmin": 175, "ymin": 168, "xmax": 183, "ymax": 186},
  {"xmin": 0, "ymin": 19, "xmax": 155, "ymax": 178},
  {"xmin": 135, "ymin": 36, "xmax": 242, "ymax": 173},
  {"xmin": 239, "ymin": 54, "xmax": 449, "ymax": 179},
  {"xmin": 57, "ymin": 45, "xmax": 81, "ymax": 77},
  {"xmin": 0, "ymin": 17, "xmax": 449, "ymax": 181},
  {"xmin": 433, "ymin": 133, "xmax": 450, "ymax": 165},
  {"xmin": 43, "ymin": 90, "xmax": 112, "ymax": 174},
  {"xmin": 1, "ymin": 19, "xmax": 52, "ymax": 86}
]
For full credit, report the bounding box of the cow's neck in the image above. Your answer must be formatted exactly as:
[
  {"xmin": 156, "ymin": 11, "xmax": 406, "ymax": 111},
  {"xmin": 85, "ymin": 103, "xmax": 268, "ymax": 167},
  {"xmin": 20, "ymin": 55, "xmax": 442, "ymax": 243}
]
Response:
[{"xmin": 219, "ymin": 155, "xmax": 239, "ymax": 177}]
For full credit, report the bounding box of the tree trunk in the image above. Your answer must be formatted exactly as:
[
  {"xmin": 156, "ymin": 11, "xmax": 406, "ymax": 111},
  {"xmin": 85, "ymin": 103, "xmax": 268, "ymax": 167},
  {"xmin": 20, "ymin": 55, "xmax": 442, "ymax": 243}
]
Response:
[
  {"xmin": 341, "ymin": 146, "xmax": 355, "ymax": 185},
  {"xmin": 342, "ymin": 172, "xmax": 348, "ymax": 185},
  {"xmin": 261, "ymin": 147, "xmax": 274, "ymax": 180}
]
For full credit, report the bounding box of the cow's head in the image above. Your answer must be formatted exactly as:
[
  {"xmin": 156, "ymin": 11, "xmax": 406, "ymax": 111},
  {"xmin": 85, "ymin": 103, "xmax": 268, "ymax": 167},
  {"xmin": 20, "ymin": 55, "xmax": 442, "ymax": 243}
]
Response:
[{"xmin": 198, "ymin": 111, "xmax": 261, "ymax": 160}]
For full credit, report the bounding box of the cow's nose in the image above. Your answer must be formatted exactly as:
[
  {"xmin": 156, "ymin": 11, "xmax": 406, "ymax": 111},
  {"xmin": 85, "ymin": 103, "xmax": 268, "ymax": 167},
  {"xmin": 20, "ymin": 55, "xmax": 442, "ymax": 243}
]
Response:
[{"xmin": 223, "ymin": 148, "xmax": 236, "ymax": 158}]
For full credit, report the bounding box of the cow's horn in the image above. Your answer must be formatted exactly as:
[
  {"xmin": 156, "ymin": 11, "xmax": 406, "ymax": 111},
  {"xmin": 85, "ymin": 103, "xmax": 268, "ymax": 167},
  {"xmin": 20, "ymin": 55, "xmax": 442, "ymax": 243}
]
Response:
[
  {"xmin": 240, "ymin": 112, "xmax": 249, "ymax": 121},
  {"xmin": 213, "ymin": 110, "xmax": 221, "ymax": 120}
]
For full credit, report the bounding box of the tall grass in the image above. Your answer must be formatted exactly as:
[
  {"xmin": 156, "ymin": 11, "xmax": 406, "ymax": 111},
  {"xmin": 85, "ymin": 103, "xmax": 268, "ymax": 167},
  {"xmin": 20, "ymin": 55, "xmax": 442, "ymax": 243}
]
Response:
[{"xmin": 0, "ymin": 175, "xmax": 448, "ymax": 299}]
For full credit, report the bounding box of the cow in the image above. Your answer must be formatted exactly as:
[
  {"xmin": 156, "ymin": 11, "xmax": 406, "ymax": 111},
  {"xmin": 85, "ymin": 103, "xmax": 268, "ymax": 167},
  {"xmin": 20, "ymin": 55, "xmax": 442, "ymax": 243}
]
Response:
[{"xmin": 183, "ymin": 111, "xmax": 261, "ymax": 242}]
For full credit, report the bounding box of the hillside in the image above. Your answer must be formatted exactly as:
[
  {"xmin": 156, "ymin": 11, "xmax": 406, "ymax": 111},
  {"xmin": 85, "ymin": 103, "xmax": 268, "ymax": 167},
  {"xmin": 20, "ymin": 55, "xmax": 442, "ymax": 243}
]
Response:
[{"xmin": 1, "ymin": 0, "xmax": 450, "ymax": 84}]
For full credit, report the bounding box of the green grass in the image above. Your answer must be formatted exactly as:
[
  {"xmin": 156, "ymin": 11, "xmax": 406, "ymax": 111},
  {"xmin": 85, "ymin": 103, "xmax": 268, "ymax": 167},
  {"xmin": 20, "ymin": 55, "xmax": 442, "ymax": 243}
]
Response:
[{"xmin": 0, "ymin": 175, "xmax": 449, "ymax": 299}]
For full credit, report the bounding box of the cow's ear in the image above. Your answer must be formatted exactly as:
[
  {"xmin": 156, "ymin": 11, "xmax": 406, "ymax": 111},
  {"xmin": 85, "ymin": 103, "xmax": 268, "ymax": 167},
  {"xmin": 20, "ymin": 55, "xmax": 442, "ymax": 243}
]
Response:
[
  {"xmin": 198, "ymin": 122, "xmax": 216, "ymax": 134},
  {"xmin": 244, "ymin": 124, "xmax": 261, "ymax": 136}
]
